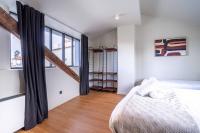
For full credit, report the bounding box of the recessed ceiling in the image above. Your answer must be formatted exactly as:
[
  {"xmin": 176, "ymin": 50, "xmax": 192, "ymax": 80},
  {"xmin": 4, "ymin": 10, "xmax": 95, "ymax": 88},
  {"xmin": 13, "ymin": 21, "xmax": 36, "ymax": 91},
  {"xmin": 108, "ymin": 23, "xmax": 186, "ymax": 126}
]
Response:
[
  {"xmin": 25, "ymin": 0, "xmax": 141, "ymax": 38},
  {"xmin": 140, "ymin": 0, "xmax": 200, "ymax": 26}
]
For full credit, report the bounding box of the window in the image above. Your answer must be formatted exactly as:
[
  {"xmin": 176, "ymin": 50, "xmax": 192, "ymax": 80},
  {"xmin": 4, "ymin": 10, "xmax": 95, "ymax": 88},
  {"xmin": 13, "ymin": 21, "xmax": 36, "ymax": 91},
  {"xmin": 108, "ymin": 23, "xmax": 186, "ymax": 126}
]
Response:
[
  {"xmin": 65, "ymin": 36, "xmax": 72, "ymax": 66},
  {"xmin": 44, "ymin": 27, "xmax": 51, "ymax": 67},
  {"xmin": 73, "ymin": 39, "xmax": 80, "ymax": 66},
  {"xmin": 10, "ymin": 13, "xmax": 23, "ymax": 68},
  {"xmin": 10, "ymin": 34, "xmax": 22, "ymax": 68},
  {"xmin": 10, "ymin": 13, "xmax": 80, "ymax": 68},
  {"xmin": 10, "ymin": 13, "xmax": 18, "ymax": 21},
  {"xmin": 52, "ymin": 30, "xmax": 63, "ymax": 60}
]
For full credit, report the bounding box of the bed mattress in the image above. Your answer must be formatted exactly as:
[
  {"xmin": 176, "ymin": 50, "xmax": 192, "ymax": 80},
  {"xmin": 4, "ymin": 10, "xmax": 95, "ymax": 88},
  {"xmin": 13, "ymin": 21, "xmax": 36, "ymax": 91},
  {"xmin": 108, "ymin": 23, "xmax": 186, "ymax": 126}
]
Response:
[{"xmin": 109, "ymin": 79, "xmax": 200, "ymax": 133}]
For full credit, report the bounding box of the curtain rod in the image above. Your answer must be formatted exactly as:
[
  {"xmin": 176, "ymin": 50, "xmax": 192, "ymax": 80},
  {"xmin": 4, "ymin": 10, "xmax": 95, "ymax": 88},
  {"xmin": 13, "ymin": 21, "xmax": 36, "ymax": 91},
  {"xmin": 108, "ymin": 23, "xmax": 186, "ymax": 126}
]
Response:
[{"xmin": 18, "ymin": 0, "xmax": 83, "ymax": 35}]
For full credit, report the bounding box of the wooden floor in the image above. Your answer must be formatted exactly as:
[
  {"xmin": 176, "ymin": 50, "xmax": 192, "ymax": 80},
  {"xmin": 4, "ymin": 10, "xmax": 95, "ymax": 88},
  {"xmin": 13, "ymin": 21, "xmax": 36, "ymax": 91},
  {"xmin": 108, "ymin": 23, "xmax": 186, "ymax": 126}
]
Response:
[{"xmin": 18, "ymin": 91, "xmax": 123, "ymax": 133}]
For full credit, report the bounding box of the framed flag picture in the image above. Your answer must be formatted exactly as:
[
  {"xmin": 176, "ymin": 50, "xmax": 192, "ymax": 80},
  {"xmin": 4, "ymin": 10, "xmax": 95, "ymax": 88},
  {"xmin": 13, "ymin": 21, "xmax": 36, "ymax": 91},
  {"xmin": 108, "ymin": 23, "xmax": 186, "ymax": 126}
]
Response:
[{"xmin": 155, "ymin": 38, "xmax": 187, "ymax": 56}]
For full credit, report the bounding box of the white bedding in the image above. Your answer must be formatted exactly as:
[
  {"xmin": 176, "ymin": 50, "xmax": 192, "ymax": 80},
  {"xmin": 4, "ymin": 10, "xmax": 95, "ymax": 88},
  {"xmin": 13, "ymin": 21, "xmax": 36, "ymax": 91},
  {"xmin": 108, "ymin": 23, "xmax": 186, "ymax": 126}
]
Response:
[
  {"xmin": 152, "ymin": 79, "xmax": 200, "ymax": 129},
  {"xmin": 160, "ymin": 80, "xmax": 200, "ymax": 90},
  {"xmin": 109, "ymin": 78, "xmax": 200, "ymax": 133},
  {"xmin": 174, "ymin": 88, "xmax": 200, "ymax": 129}
]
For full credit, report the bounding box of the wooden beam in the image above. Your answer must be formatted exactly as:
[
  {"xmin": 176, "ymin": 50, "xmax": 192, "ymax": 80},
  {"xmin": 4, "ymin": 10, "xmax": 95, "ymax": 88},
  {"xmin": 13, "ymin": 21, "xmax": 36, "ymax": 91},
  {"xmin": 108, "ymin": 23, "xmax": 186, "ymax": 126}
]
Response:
[
  {"xmin": 0, "ymin": 7, "xmax": 80, "ymax": 82},
  {"xmin": 45, "ymin": 48, "xmax": 80, "ymax": 82},
  {"xmin": 0, "ymin": 8, "xmax": 19, "ymax": 38}
]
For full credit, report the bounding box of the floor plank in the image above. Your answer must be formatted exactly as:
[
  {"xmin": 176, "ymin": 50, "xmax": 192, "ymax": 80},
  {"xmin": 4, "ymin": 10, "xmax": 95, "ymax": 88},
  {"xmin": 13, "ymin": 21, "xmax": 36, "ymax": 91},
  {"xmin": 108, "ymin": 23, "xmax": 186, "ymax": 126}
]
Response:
[{"xmin": 18, "ymin": 91, "xmax": 123, "ymax": 133}]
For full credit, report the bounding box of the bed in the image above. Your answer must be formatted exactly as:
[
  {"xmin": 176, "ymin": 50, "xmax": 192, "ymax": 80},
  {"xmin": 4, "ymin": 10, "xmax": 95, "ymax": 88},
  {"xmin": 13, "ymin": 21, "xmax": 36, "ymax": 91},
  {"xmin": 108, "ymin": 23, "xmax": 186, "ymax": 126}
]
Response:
[{"xmin": 109, "ymin": 78, "xmax": 200, "ymax": 133}]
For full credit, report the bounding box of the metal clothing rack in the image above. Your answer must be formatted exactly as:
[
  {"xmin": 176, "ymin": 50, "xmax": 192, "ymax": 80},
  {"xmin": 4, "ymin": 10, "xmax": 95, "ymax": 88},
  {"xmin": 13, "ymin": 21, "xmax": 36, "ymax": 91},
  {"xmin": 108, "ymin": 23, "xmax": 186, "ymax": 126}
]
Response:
[
  {"xmin": 89, "ymin": 47, "xmax": 117, "ymax": 92},
  {"xmin": 103, "ymin": 48, "xmax": 117, "ymax": 92}
]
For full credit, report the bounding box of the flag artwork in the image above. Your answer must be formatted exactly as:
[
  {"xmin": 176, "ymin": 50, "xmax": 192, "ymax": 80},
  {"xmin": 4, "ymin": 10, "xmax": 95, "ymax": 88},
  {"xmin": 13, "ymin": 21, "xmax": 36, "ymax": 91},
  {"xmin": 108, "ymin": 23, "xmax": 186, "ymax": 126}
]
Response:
[{"xmin": 155, "ymin": 38, "xmax": 187, "ymax": 56}]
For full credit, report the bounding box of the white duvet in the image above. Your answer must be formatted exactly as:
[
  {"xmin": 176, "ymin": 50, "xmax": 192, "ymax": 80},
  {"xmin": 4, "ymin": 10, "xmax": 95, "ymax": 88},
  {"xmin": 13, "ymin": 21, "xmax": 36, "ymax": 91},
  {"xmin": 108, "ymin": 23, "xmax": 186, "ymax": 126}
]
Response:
[{"xmin": 109, "ymin": 78, "xmax": 200, "ymax": 133}]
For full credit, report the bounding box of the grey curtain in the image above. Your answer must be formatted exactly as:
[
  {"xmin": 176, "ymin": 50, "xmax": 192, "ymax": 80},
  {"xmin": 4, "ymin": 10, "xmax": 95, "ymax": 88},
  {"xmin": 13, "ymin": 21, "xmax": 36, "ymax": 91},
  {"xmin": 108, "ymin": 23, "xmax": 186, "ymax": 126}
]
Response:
[
  {"xmin": 80, "ymin": 35, "xmax": 89, "ymax": 95},
  {"xmin": 17, "ymin": 1, "xmax": 48, "ymax": 130}
]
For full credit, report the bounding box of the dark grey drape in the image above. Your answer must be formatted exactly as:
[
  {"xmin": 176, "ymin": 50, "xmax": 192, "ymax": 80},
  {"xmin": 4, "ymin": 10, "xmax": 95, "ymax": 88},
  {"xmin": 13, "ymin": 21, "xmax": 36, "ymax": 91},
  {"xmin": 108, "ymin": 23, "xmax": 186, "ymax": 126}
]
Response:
[
  {"xmin": 17, "ymin": 1, "xmax": 48, "ymax": 130},
  {"xmin": 80, "ymin": 35, "xmax": 89, "ymax": 95}
]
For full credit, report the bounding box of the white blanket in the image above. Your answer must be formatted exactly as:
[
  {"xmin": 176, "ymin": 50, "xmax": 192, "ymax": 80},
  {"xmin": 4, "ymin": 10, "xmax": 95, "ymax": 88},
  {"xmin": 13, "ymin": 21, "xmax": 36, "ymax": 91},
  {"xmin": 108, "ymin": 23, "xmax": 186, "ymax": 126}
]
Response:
[{"xmin": 109, "ymin": 79, "xmax": 200, "ymax": 133}]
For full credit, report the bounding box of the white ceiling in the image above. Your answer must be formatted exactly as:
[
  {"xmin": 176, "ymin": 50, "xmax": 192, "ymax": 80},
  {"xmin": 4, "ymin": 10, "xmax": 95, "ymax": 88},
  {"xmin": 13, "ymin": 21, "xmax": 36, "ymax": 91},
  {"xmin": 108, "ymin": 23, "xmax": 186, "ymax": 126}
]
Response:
[
  {"xmin": 140, "ymin": 0, "xmax": 200, "ymax": 26},
  {"xmin": 33, "ymin": 0, "xmax": 141, "ymax": 38},
  {"xmin": 2, "ymin": 0, "xmax": 200, "ymax": 37},
  {"xmin": 0, "ymin": 0, "xmax": 38, "ymax": 12},
  {"xmin": 2, "ymin": 0, "xmax": 141, "ymax": 37}
]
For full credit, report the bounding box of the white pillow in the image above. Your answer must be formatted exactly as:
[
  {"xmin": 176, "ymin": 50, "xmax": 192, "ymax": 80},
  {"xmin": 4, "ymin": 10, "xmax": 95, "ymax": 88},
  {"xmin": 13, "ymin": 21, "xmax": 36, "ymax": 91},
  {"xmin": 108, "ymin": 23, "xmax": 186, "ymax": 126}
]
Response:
[
  {"xmin": 136, "ymin": 78, "xmax": 159, "ymax": 96},
  {"xmin": 148, "ymin": 90, "xmax": 173, "ymax": 99}
]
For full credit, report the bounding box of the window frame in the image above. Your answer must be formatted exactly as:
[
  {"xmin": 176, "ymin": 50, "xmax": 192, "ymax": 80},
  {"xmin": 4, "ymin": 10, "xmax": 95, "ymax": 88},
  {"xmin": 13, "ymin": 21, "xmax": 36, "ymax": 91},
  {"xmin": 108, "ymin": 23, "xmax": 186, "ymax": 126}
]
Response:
[
  {"xmin": 10, "ymin": 12, "xmax": 23, "ymax": 69},
  {"xmin": 10, "ymin": 12, "xmax": 81, "ymax": 69},
  {"xmin": 44, "ymin": 27, "xmax": 53, "ymax": 68},
  {"xmin": 45, "ymin": 26, "xmax": 80, "ymax": 67},
  {"xmin": 51, "ymin": 29, "xmax": 63, "ymax": 62},
  {"xmin": 72, "ymin": 38, "xmax": 81, "ymax": 67},
  {"xmin": 10, "ymin": 32, "xmax": 23, "ymax": 69},
  {"xmin": 64, "ymin": 34, "xmax": 73, "ymax": 67}
]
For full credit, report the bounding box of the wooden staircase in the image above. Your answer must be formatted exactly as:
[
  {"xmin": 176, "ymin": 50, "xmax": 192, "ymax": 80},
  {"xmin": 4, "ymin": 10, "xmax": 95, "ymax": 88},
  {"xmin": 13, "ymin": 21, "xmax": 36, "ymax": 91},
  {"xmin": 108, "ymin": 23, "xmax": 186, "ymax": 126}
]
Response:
[{"xmin": 0, "ymin": 7, "xmax": 80, "ymax": 82}]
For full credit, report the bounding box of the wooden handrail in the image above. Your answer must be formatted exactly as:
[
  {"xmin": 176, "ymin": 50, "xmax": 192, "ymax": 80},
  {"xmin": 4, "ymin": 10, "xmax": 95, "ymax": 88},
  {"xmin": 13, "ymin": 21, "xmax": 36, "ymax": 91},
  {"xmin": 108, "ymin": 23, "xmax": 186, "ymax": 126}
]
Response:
[
  {"xmin": 0, "ymin": 7, "xmax": 80, "ymax": 82},
  {"xmin": 45, "ymin": 48, "xmax": 80, "ymax": 82}
]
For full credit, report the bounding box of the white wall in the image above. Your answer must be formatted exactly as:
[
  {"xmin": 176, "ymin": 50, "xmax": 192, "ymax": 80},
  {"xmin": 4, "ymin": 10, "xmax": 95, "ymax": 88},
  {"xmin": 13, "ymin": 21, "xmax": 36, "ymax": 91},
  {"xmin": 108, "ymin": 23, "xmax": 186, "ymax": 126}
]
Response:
[
  {"xmin": 0, "ymin": 26, "xmax": 10, "ymax": 68},
  {"xmin": 135, "ymin": 15, "xmax": 200, "ymax": 81},
  {"xmin": 45, "ymin": 13, "xmax": 80, "ymax": 110},
  {"xmin": 0, "ymin": 96, "xmax": 25, "ymax": 133},
  {"xmin": 46, "ymin": 67, "xmax": 79, "ymax": 110},
  {"xmin": 0, "ymin": 17, "xmax": 25, "ymax": 132},
  {"xmin": 117, "ymin": 24, "xmax": 136, "ymax": 94},
  {"xmin": 0, "ymin": 26, "xmax": 24, "ymax": 99},
  {"xmin": 0, "ymin": 70, "xmax": 24, "ymax": 99},
  {"xmin": 89, "ymin": 29, "xmax": 117, "ymax": 48},
  {"xmin": 45, "ymin": 16, "xmax": 81, "ymax": 40}
]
